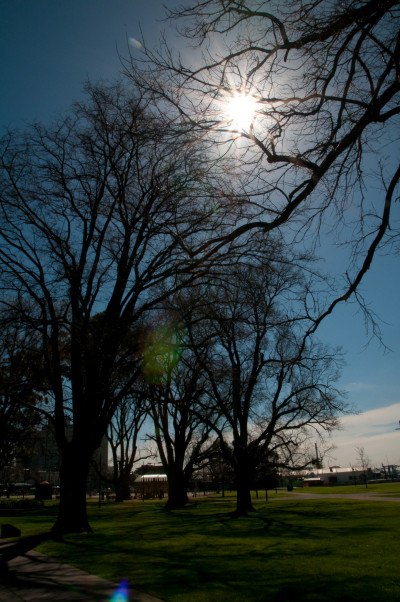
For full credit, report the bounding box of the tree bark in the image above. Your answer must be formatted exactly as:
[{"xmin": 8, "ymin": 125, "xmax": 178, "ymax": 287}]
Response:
[
  {"xmin": 52, "ymin": 448, "xmax": 92, "ymax": 534},
  {"xmin": 115, "ymin": 469, "xmax": 132, "ymax": 502},
  {"xmin": 234, "ymin": 462, "xmax": 255, "ymax": 516},
  {"xmin": 165, "ymin": 468, "xmax": 189, "ymax": 510}
]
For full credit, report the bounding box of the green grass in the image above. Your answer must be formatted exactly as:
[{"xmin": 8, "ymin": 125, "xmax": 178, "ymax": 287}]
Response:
[
  {"xmin": 1, "ymin": 494, "xmax": 399, "ymax": 601},
  {"xmin": 293, "ymin": 482, "xmax": 400, "ymax": 495}
]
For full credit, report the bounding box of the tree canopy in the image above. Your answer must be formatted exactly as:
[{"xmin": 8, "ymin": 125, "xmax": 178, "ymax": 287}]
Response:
[
  {"xmin": 182, "ymin": 242, "xmax": 346, "ymax": 514},
  {"xmin": 0, "ymin": 81, "xmax": 225, "ymax": 532},
  {"xmin": 126, "ymin": 0, "xmax": 400, "ymax": 333},
  {"xmin": 2, "ymin": 0, "xmax": 397, "ymax": 524}
]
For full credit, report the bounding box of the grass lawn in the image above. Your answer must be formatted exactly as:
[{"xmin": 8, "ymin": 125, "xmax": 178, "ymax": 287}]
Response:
[
  {"xmin": 292, "ymin": 482, "xmax": 400, "ymax": 496},
  {"xmin": 1, "ymin": 493, "xmax": 399, "ymax": 601}
]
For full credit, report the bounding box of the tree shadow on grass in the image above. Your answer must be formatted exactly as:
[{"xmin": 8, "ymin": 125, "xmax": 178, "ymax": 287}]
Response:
[
  {"xmin": 38, "ymin": 499, "xmax": 400, "ymax": 601},
  {"xmin": 130, "ymin": 546, "xmax": 400, "ymax": 602}
]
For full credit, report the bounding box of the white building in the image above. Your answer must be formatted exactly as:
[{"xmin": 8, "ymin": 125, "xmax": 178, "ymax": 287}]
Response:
[{"xmin": 296, "ymin": 466, "xmax": 371, "ymax": 486}]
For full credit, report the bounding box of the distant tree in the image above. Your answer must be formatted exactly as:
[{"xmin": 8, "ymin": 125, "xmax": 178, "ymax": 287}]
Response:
[
  {"xmin": 105, "ymin": 397, "xmax": 152, "ymax": 502},
  {"xmin": 0, "ymin": 81, "xmax": 224, "ymax": 533},
  {"xmin": 146, "ymin": 332, "xmax": 219, "ymax": 509},
  {"xmin": 200, "ymin": 446, "xmax": 235, "ymax": 496},
  {"xmin": 355, "ymin": 445, "xmax": 371, "ymax": 488},
  {"xmin": 253, "ymin": 455, "xmax": 280, "ymax": 501},
  {"xmin": 186, "ymin": 243, "xmax": 347, "ymax": 516},
  {"xmin": 0, "ymin": 322, "xmax": 46, "ymax": 472}
]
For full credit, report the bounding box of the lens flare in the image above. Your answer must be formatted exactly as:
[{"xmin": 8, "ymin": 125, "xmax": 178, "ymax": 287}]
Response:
[
  {"xmin": 110, "ymin": 579, "xmax": 129, "ymax": 602},
  {"xmin": 140, "ymin": 317, "xmax": 186, "ymax": 385}
]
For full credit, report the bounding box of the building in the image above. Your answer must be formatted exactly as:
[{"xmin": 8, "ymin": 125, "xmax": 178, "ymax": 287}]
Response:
[
  {"xmin": 293, "ymin": 466, "xmax": 373, "ymax": 487},
  {"xmin": 133, "ymin": 464, "xmax": 168, "ymax": 499}
]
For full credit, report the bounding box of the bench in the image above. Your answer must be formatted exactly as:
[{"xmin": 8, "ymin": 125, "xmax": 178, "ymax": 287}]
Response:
[{"xmin": 0, "ymin": 531, "xmax": 55, "ymax": 575}]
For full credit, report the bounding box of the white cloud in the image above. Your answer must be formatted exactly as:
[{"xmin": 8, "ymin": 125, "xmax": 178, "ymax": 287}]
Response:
[{"xmin": 326, "ymin": 403, "xmax": 400, "ymax": 467}]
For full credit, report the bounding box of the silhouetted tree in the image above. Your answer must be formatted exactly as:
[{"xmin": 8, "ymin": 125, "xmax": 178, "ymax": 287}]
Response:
[
  {"xmin": 0, "ymin": 322, "xmax": 46, "ymax": 471},
  {"xmin": 106, "ymin": 397, "xmax": 152, "ymax": 502},
  {"xmin": 186, "ymin": 244, "xmax": 347, "ymax": 515},
  {"xmin": 146, "ymin": 327, "xmax": 219, "ymax": 509},
  {"xmin": 0, "ymin": 81, "xmax": 224, "ymax": 533}
]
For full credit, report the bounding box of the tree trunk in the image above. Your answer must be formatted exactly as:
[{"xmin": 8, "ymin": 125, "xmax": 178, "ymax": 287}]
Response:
[
  {"xmin": 165, "ymin": 468, "xmax": 188, "ymax": 510},
  {"xmin": 52, "ymin": 448, "xmax": 92, "ymax": 534},
  {"xmin": 234, "ymin": 463, "xmax": 255, "ymax": 516},
  {"xmin": 115, "ymin": 469, "xmax": 132, "ymax": 502}
]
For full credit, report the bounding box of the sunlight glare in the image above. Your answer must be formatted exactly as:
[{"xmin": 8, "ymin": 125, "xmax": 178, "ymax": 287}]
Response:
[{"xmin": 225, "ymin": 92, "xmax": 258, "ymax": 133}]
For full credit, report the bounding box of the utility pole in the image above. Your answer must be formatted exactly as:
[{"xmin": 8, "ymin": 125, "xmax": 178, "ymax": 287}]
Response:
[{"xmin": 314, "ymin": 443, "xmax": 322, "ymax": 468}]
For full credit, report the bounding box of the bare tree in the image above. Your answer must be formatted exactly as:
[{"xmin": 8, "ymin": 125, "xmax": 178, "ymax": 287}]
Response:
[
  {"xmin": 146, "ymin": 330, "xmax": 219, "ymax": 509},
  {"xmin": 125, "ymin": 0, "xmax": 400, "ymax": 335},
  {"xmin": 0, "ymin": 81, "xmax": 223, "ymax": 533},
  {"xmin": 355, "ymin": 445, "xmax": 371, "ymax": 487},
  {"xmin": 106, "ymin": 397, "xmax": 152, "ymax": 502},
  {"xmin": 186, "ymin": 247, "xmax": 347, "ymax": 515}
]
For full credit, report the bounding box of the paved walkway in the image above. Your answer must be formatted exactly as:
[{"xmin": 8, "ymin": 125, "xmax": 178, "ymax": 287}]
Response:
[{"xmin": 0, "ymin": 549, "xmax": 164, "ymax": 602}]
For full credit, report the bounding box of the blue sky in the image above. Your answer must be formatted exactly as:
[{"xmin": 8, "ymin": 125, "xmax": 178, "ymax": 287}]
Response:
[{"xmin": 1, "ymin": 0, "xmax": 399, "ymax": 467}]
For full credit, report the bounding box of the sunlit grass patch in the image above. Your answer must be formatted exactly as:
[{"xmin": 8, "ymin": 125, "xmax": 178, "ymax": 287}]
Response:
[{"xmin": 293, "ymin": 482, "xmax": 400, "ymax": 495}]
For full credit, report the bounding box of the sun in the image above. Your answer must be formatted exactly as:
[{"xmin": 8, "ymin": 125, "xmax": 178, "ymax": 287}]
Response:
[{"xmin": 224, "ymin": 91, "xmax": 258, "ymax": 133}]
